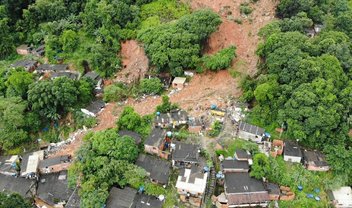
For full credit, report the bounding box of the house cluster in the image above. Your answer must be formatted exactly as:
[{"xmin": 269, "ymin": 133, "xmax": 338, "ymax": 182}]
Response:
[
  {"xmin": 215, "ymin": 150, "xmax": 270, "ymax": 207},
  {"xmin": 0, "ymin": 151, "xmax": 78, "ymax": 208},
  {"xmin": 107, "ymin": 109, "xmax": 210, "ymax": 208}
]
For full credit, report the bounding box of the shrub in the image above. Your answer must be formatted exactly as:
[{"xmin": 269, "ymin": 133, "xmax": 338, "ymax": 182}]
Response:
[
  {"xmin": 240, "ymin": 3, "xmax": 253, "ymax": 15},
  {"xmin": 139, "ymin": 78, "xmax": 163, "ymax": 95},
  {"xmin": 103, "ymin": 83, "xmax": 127, "ymax": 102},
  {"xmin": 156, "ymin": 95, "xmax": 178, "ymax": 113},
  {"xmin": 208, "ymin": 121, "xmax": 222, "ymax": 137},
  {"xmin": 203, "ymin": 46, "xmax": 236, "ymax": 71}
]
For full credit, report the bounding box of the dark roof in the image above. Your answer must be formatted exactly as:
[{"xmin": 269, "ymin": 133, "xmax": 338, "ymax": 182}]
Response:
[
  {"xmin": 303, "ymin": 150, "xmax": 329, "ymax": 167},
  {"xmin": 36, "ymin": 64, "xmax": 68, "ymax": 72},
  {"xmin": 11, "ymin": 60, "xmax": 37, "ymax": 68},
  {"xmin": 65, "ymin": 188, "xmax": 80, "ymax": 208},
  {"xmin": 0, "ymin": 174, "xmax": 35, "ymax": 197},
  {"xmin": 83, "ymin": 71, "xmax": 100, "ymax": 81},
  {"xmin": 106, "ymin": 187, "xmax": 136, "ymax": 208},
  {"xmin": 224, "ymin": 172, "xmax": 266, "ymax": 194},
  {"xmin": 51, "ymin": 71, "xmax": 79, "ymax": 80},
  {"xmin": 172, "ymin": 142, "xmax": 199, "ymax": 163},
  {"xmin": 222, "ymin": 160, "xmax": 249, "ymax": 170},
  {"xmin": 238, "ymin": 122, "xmax": 265, "ymax": 135},
  {"xmin": 136, "ymin": 154, "xmax": 170, "ymax": 184},
  {"xmin": 145, "ymin": 128, "xmax": 165, "ymax": 146},
  {"xmin": 118, "ymin": 130, "xmax": 142, "ymax": 144},
  {"xmin": 133, "ymin": 193, "xmax": 163, "ymax": 208},
  {"xmin": 265, "ymin": 183, "xmax": 280, "ymax": 195},
  {"xmin": 235, "ymin": 149, "xmax": 252, "ymax": 160},
  {"xmin": 39, "ymin": 155, "xmax": 70, "ymax": 169},
  {"xmin": 37, "ymin": 171, "xmax": 75, "ymax": 206},
  {"xmin": 154, "ymin": 110, "xmax": 188, "ymax": 125},
  {"xmin": 85, "ymin": 99, "xmax": 105, "ymax": 115},
  {"xmin": 284, "ymin": 141, "xmax": 302, "ymax": 157}
]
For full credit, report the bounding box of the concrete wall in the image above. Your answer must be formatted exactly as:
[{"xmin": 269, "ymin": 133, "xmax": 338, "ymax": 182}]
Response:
[
  {"xmin": 283, "ymin": 155, "xmax": 301, "ymax": 163},
  {"xmin": 238, "ymin": 131, "xmax": 262, "ymax": 143}
]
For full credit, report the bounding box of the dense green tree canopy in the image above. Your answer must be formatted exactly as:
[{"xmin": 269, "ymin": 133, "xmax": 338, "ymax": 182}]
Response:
[
  {"xmin": 244, "ymin": 0, "xmax": 352, "ymax": 183},
  {"xmin": 0, "ymin": 192, "xmax": 32, "ymax": 208}
]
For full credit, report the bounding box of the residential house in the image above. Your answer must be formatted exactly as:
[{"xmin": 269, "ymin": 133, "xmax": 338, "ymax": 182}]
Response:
[
  {"xmin": 81, "ymin": 99, "xmax": 105, "ymax": 117},
  {"xmin": 16, "ymin": 45, "xmax": 31, "ymax": 55},
  {"xmin": 36, "ymin": 171, "xmax": 77, "ymax": 208},
  {"xmin": 38, "ymin": 155, "xmax": 71, "ymax": 174},
  {"xmin": 237, "ymin": 122, "xmax": 265, "ymax": 143},
  {"xmin": 328, "ymin": 187, "xmax": 352, "ymax": 208},
  {"xmin": 172, "ymin": 77, "xmax": 186, "ymax": 89},
  {"xmin": 176, "ymin": 165, "xmax": 208, "ymax": 207},
  {"xmin": 221, "ymin": 159, "xmax": 249, "ymax": 173},
  {"xmin": 283, "ymin": 141, "xmax": 302, "ymax": 163},
  {"xmin": 83, "ymin": 71, "xmax": 103, "ymax": 94},
  {"xmin": 154, "ymin": 110, "xmax": 188, "ymax": 129},
  {"xmin": 219, "ymin": 172, "xmax": 269, "ymax": 207},
  {"xmin": 0, "ymin": 155, "xmax": 19, "ymax": 176},
  {"xmin": 119, "ymin": 130, "xmax": 142, "ymax": 145},
  {"xmin": 171, "ymin": 141, "xmax": 199, "ymax": 167},
  {"xmin": 188, "ymin": 117, "xmax": 203, "ymax": 134},
  {"xmin": 20, "ymin": 150, "xmax": 44, "ymax": 179},
  {"xmin": 35, "ymin": 64, "xmax": 69, "ymax": 74},
  {"xmin": 133, "ymin": 193, "xmax": 163, "ymax": 208},
  {"xmin": 136, "ymin": 154, "xmax": 170, "ymax": 185},
  {"xmin": 11, "ymin": 60, "xmax": 38, "ymax": 72},
  {"xmin": 32, "ymin": 45, "xmax": 45, "ymax": 57},
  {"xmin": 0, "ymin": 174, "xmax": 36, "ymax": 198},
  {"xmin": 144, "ymin": 128, "xmax": 169, "ymax": 159},
  {"xmin": 234, "ymin": 149, "xmax": 252, "ymax": 164},
  {"xmin": 303, "ymin": 150, "xmax": 329, "ymax": 171},
  {"xmin": 106, "ymin": 187, "xmax": 136, "ymax": 208},
  {"xmin": 51, "ymin": 71, "xmax": 80, "ymax": 80},
  {"xmin": 265, "ymin": 183, "xmax": 280, "ymax": 201}
]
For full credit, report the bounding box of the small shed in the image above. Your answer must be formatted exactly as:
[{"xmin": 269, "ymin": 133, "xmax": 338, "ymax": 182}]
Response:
[
  {"xmin": 238, "ymin": 122, "xmax": 265, "ymax": 143},
  {"xmin": 11, "ymin": 60, "xmax": 38, "ymax": 72},
  {"xmin": 221, "ymin": 159, "xmax": 249, "ymax": 173},
  {"xmin": 16, "ymin": 45, "xmax": 31, "ymax": 55},
  {"xmin": 283, "ymin": 141, "xmax": 302, "ymax": 163},
  {"xmin": 303, "ymin": 150, "xmax": 329, "ymax": 171},
  {"xmin": 172, "ymin": 77, "xmax": 186, "ymax": 89}
]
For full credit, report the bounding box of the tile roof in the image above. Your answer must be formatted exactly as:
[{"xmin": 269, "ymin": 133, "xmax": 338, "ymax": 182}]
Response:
[
  {"xmin": 238, "ymin": 122, "xmax": 265, "ymax": 135},
  {"xmin": 224, "ymin": 173, "xmax": 269, "ymax": 205},
  {"xmin": 235, "ymin": 149, "xmax": 252, "ymax": 160},
  {"xmin": 136, "ymin": 154, "xmax": 170, "ymax": 184},
  {"xmin": 303, "ymin": 150, "xmax": 329, "ymax": 167},
  {"xmin": 284, "ymin": 141, "xmax": 302, "ymax": 157},
  {"xmin": 133, "ymin": 193, "xmax": 163, "ymax": 208},
  {"xmin": 106, "ymin": 187, "xmax": 136, "ymax": 208},
  {"xmin": 38, "ymin": 155, "xmax": 70, "ymax": 169},
  {"xmin": 172, "ymin": 141, "xmax": 199, "ymax": 163},
  {"xmin": 222, "ymin": 160, "xmax": 249, "ymax": 170},
  {"xmin": 119, "ymin": 130, "xmax": 142, "ymax": 144},
  {"xmin": 85, "ymin": 99, "xmax": 105, "ymax": 115},
  {"xmin": 145, "ymin": 128, "xmax": 165, "ymax": 146},
  {"xmin": 37, "ymin": 171, "xmax": 75, "ymax": 206},
  {"xmin": 0, "ymin": 174, "xmax": 35, "ymax": 197}
]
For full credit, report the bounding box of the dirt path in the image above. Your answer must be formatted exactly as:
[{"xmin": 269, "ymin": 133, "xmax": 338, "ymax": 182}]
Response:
[{"xmin": 187, "ymin": 0, "xmax": 277, "ymax": 75}]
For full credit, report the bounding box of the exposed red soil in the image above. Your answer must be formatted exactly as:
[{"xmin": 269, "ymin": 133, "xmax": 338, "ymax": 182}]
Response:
[
  {"xmin": 114, "ymin": 40, "xmax": 149, "ymax": 84},
  {"xmin": 48, "ymin": 103, "xmax": 121, "ymax": 158},
  {"xmin": 128, "ymin": 70, "xmax": 240, "ymax": 116},
  {"xmin": 187, "ymin": 0, "xmax": 277, "ymax": 75},
  {"xmin": 50, "ymin": 1, "xmax": 277, "ymax": 157}
]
